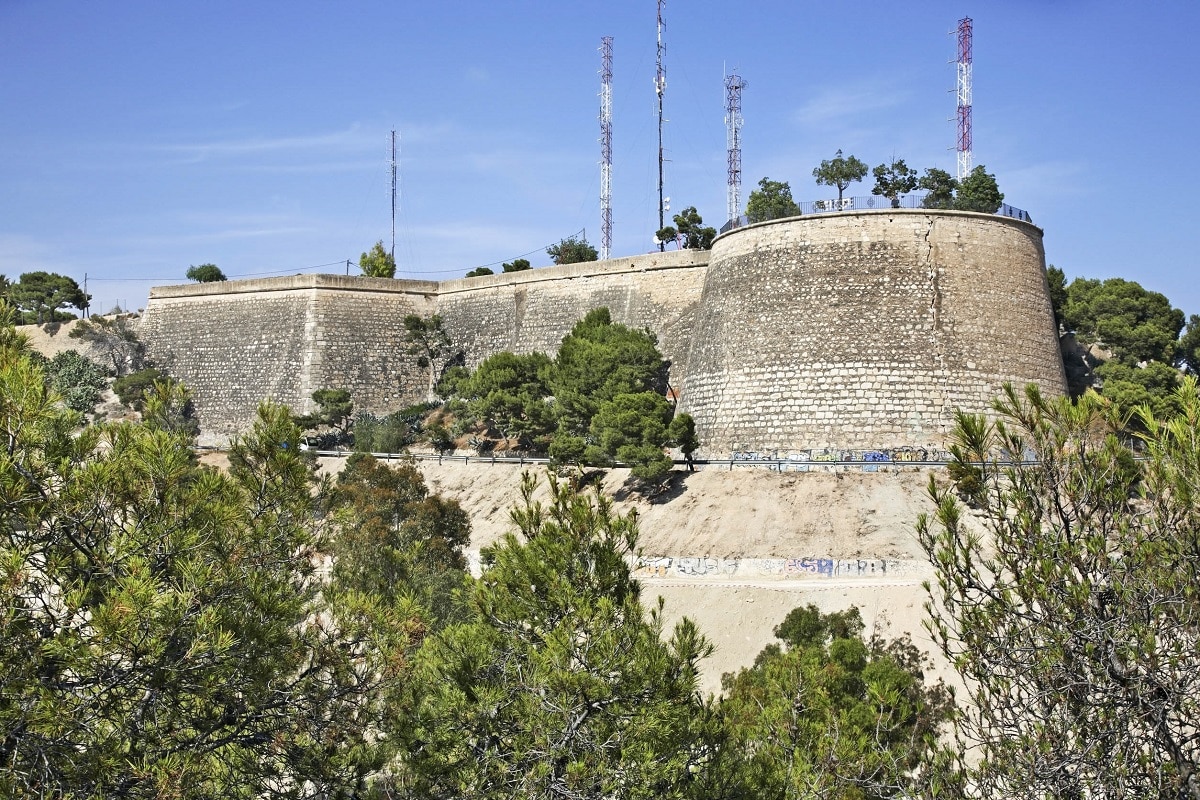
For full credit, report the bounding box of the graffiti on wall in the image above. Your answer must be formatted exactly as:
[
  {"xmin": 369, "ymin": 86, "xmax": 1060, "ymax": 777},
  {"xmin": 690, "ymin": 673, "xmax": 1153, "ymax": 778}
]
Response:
[
  {"xmin": 728, "ymin": 447, "xmax": 953, "ymax": 471},
  {"xmin": 632, "ymin": 555, "xmax": 921, "ymax": 580},
  {"xmin": 466, "ymin": 551, "xmax": 923, "ymax": 581}
]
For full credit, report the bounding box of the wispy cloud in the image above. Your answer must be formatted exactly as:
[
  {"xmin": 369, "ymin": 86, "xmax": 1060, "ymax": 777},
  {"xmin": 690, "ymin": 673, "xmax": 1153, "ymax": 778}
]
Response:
[
  {"xmin": 1000, "ymin": 159, "xmax": 1089, "ymax": 200},
  {"xmin": 792, "ymin": 80, "xmax": 912, "ymax": 128},
  {"xmin": 0, "ymin": 234, "xmax": 63, "ymax": 276},
  {"xmin": 155, "ymin": 125, "xmax": 375, "ymax": 163},
  {"xmin": 111, "ymin": 212, "xmax": 313, "ymax": 249}
]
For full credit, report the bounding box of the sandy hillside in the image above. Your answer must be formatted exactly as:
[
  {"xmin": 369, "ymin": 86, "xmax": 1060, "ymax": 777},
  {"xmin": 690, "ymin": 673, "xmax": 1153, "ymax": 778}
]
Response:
[
  {"xmin": 650, "ymin": 582, "xmax": 947, "ymax": 696},
  {"xmin": 409, "ymin": 460, "xmax": 936, "ymax": 559},
  {"xmin": 18, "ymin": 318, "xmax": 110, "ymax": 361},
  {"xmin": 377, "ymin": 458, "xmax": 961, "ymax": 696}
]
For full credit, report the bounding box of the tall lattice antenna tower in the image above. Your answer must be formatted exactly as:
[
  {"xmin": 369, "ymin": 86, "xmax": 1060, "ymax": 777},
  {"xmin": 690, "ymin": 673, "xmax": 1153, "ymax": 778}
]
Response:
[
  {"xmin": 655, "ymin": 0, "xmax": 667, "ymax": 251},
  {"xmin": 955, "ymin": 16, "xmax": 973, "ymax": 180},
  {"xmin": 724, "ymin": 71, "xmax": 747, "ymax": 225},
  {"xmin": 599, "ymin": 36, "xmax": 613, "ymax": 261}
]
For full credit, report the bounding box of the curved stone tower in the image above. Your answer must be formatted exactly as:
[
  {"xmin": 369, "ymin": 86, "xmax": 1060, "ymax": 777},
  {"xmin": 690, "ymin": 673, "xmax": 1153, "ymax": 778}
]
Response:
[{"xmin": 677, "ymin": 209, "xmax": 1066, "ymax": 455}]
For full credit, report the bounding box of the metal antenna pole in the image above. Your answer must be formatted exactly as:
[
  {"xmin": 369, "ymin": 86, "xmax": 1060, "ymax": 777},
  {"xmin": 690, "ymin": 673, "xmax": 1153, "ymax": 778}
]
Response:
[
  {"xmin": 655, "ymin": 0, "xmax": 666, "ymax": 251},
  {"xmin": 956, "ymin": 17, "xmax": 973, "ymax": 180},
  {"xmin": 600, "ymin": 36, "xmax": 613, "ymax": 261},
  {"xmin": 724, "ymin": 71, "xmax": 748, "ymax": 227},
  {"xmin": 390, "ymin": 130, "xmax": 397, "ymax": 263}
]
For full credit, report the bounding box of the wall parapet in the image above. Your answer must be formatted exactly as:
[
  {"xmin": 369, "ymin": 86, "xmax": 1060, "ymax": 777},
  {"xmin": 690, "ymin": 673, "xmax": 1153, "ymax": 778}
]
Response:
[
  {"xmin": 719, "ymin": 199, "xmax": 1037, "ymax": 235},
  {"xmin": 437, "ymin": 248, "xmax": 709, "ymax": 295},
  {"xmin": 148, "ymin": 273, "xmax": 440, "ymax": 299}
]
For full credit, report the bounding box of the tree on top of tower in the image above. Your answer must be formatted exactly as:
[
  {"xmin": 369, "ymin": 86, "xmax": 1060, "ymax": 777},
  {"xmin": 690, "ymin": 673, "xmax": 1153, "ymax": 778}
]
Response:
[
  {"xmin": 918, "ymin": 168, "xmax": 959, "ymax": 209},
  {"xmin": 813, "ymin": 149, "xmax": 868, "ymax": 202},
  {"xmin": 954, "ymin": 165, "xmax": 1005, "ymax": 213},
  {"xmin": 546, "ymin": 235, "xmax": 598, "ymax": 265},
  {"xmin": 745, "ymin": 178, "xmax": 800, "ymax": 223},
  {"xmin": 359, "ymin": 240, "xmax": 396, "ymax": 278},
  {"xmin": 871, "ymin": 159, "xmax": 919, "ymax": 208}
]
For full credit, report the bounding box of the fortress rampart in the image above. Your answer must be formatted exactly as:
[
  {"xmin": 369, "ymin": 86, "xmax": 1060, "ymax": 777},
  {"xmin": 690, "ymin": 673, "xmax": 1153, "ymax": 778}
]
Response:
[
  {"xmin": 679, "ymin": 210, "xmax": 1065, "ymax": 451},
  {"xmin": 140, "ymin": 211, "xmax": 1064, "ymax": 451},
  {"xmin": 142, "ymin": 252, "xmax": 708, "ymax": 445}
]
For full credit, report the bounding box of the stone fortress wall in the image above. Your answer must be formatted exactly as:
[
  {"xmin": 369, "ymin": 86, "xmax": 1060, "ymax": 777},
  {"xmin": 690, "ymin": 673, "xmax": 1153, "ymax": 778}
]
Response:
[
  {"xmin": 678, "ymin": 210, "xmax": 1066, "ymax": 452},
  {"xmin": 141, "ymin": 252, "xmax": 709, "ymax": 445},
  {"xmin": 434, "ymin": 250, "xmax": 709, "ymax": 376},
  {"xmin": 140, "ymin": 211, "xmax": 1065, "ymax": 451}
]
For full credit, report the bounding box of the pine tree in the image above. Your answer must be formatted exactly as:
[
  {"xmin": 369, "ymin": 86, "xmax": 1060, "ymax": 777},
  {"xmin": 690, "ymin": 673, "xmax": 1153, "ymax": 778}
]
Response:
[
  {"xmin": 920, "ymin": 381, "xmax": 1200, "ymax": 799},
  {"xmin": 0, "ymin": 306, "xmax": 418, "ymax": 797},
  {"xmin": 400, "ymin": 472, "xmax": 718, "ymax": 800}
]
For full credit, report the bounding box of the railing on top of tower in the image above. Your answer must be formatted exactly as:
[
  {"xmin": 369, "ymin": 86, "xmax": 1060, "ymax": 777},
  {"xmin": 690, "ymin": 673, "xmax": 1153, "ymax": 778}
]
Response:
[{"xmin": 719, "ymin": 192, "xmax": 1031, "ymax": 234}]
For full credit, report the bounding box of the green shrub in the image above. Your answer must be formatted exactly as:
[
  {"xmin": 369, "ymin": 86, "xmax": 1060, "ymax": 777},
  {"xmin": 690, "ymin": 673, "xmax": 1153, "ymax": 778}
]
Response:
[
  {"xmin": 353, "ymin": 402, "xmax": 438, "ymax": 454},
  {"xmin": 113, "ymin": 368, "xmax": 167, "ymax": 410},
  {"xmin": 45, "ymin": 350, "xmax": 108, "ymax": 413}
]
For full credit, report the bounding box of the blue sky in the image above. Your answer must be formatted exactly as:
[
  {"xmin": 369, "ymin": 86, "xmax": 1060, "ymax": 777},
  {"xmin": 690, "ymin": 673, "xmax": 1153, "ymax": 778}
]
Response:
[{"xmin": 2, "ymin": 1, "xmax": 1198, "ymax": 317}]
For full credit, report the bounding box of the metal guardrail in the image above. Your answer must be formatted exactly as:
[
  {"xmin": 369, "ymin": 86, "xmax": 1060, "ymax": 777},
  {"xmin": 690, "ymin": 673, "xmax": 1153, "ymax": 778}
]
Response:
[{"xmin": 719, "ymin": 192, "xmax": 1032, "ymax": 233}]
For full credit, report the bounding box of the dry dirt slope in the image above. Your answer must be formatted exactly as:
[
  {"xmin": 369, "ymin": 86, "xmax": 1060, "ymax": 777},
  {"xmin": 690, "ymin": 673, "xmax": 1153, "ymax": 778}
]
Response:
[{"xmin": 407, "ymin": 460, "xmax": 957, "ymax": 696}]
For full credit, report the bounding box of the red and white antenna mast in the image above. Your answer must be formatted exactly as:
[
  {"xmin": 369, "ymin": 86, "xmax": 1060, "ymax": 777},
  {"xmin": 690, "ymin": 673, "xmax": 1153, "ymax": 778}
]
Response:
[
  {"xmin": 955, "ymin": 16, "xmax": 973, "ymax": 180},
  {"xmin": 724, "ymin": 71, "xmax": 747, "ymax": 225},
  {"xmin": 599, "ymin": 36, "xmax": 613, "ymax": 261}
]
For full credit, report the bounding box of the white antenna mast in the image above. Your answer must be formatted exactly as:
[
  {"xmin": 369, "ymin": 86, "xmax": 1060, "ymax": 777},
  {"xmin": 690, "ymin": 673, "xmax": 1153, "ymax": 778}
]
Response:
[
  {"xmin": 600, "ymin": 36, "xmax": 613, "ymax": 261},
  {"xmin": 724, "ymin": 71, "xmax": 747, "ymax": 226},
  {"xmin": 390, "ymin": 130, "xmax": 398, "ymax": 264}
]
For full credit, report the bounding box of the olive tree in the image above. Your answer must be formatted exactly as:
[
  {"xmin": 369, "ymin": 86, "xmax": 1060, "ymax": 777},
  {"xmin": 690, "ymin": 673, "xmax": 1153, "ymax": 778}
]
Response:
[{"xmin": 403, "ymin": 314, "xmax": 457, "ymax": 402}]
